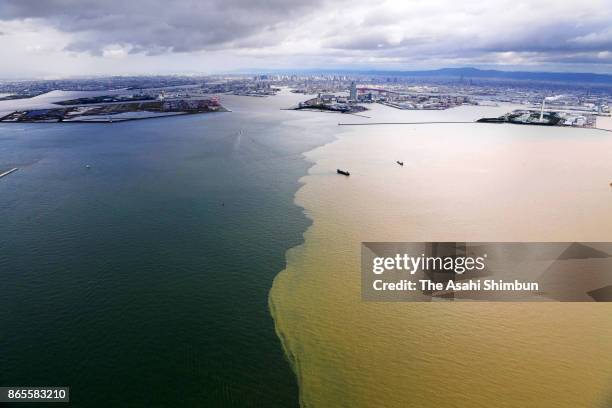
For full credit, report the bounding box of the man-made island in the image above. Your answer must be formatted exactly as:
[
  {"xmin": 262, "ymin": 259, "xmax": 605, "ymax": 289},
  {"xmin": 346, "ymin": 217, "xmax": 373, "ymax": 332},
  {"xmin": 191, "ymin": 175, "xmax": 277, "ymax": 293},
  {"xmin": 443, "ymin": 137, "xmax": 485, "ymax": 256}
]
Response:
[
  {"xmin": 478, "ymin": 109, "xmax": 597, "ymax": 128},
  {"xmin": 0, "ymin": 97, "xmax": 227, "ymax": 123},
  {"xmin": 294, "ymin": 93, "xmax": 368, "ymax": 114}
]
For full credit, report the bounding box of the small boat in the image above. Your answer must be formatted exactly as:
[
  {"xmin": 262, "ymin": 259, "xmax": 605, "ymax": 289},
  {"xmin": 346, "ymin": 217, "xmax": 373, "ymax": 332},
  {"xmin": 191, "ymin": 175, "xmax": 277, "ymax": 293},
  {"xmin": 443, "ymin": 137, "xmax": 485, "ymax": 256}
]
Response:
[
  {"xmin": 85, "ymin": 164, "xmax": 91, "ymax": 169},
  {"xmin": 337, "ymin": 169, "xmax": 350, "ymax": 176},
  {"xmin": 397, "ymin": 161, "xmax": 404, "ymax": 166}
]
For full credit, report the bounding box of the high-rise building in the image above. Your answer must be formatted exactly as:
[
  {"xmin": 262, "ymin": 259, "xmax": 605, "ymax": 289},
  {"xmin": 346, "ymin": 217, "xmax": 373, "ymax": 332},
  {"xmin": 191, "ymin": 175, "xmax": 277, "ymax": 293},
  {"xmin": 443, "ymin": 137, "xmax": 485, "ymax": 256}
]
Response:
[{"xmin": 350, "ymin": 81, "xmax": 357, "ymax": 101}]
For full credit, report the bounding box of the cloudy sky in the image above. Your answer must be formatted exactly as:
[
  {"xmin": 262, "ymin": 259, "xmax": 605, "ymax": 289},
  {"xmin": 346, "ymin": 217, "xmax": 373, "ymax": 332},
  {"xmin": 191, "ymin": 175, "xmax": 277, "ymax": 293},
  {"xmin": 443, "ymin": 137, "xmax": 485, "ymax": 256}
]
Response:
[{"xmin": 1, "ymin": 0, "xmax": 611, "ymax": 78}]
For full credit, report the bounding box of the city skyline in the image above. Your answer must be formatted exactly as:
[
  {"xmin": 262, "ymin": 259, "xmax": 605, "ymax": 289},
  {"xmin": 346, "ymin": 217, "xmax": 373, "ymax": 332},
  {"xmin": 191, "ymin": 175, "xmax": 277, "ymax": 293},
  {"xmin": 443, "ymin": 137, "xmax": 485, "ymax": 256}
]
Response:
[{"xmin": 1, "ymin": 0, "xmax": 612, "ymax": 78}]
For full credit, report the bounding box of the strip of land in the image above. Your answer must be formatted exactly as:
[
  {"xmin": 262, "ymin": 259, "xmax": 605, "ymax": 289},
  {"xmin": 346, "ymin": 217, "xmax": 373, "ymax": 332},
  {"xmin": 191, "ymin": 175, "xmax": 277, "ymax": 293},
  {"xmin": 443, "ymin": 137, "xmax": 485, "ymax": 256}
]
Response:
[{"xmin": 0, "ymin": 98, "xmax": 227, "ymax": 123}]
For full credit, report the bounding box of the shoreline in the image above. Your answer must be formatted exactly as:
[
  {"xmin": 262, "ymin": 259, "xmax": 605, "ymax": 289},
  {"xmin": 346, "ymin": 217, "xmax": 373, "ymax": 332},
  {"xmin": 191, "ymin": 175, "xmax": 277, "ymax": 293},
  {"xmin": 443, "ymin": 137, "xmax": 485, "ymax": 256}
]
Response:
[{"xmin": 0, "ymin": 109, "xmax": 230, "ymax": 124}]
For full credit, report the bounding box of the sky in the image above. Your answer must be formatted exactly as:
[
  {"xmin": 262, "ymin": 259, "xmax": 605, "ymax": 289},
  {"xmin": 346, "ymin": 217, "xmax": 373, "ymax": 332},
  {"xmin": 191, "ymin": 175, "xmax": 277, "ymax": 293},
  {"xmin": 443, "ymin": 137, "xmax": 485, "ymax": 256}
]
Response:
[{"xmin": 0, "ymin": 0, "xmax": 611, "ymax": 78}]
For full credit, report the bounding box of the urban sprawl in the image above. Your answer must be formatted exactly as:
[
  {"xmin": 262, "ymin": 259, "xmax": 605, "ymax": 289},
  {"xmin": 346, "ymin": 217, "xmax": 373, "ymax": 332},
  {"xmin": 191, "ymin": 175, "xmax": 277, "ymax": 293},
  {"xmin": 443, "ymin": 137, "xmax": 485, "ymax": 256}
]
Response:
[{"xmin": 0, "ymin": 73, "xmax": 610, "ymax": 126}]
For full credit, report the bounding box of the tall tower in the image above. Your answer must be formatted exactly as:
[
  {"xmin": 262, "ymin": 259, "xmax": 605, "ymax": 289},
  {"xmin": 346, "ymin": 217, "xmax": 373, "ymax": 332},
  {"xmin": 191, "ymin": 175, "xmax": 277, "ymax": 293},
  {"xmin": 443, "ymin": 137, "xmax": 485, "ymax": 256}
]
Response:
[{"xmin": 350, "ymin": 81, "xmax": 357, "ymax": 101}]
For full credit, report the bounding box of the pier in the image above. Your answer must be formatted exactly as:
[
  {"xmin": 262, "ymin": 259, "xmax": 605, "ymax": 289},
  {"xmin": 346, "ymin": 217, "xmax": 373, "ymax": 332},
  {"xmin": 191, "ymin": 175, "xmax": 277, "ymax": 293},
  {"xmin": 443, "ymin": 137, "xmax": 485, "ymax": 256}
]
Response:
[
  {"xmin": 338, "ymin": 121, "xmax": 475, "ymax": 126},
  {"xmin": 0, "ymin": 168, "xmax": 18, "ymax": 179}
]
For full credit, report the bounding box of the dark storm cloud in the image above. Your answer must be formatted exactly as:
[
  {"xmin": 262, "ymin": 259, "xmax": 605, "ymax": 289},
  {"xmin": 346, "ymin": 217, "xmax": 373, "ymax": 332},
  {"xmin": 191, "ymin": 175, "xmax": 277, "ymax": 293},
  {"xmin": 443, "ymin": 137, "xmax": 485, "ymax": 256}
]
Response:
[
  {"xmin": 0, "ymin": 0, "xmax": 611, "ymax": 70},
  {"xmin": 0, "ymin": 0, "xmax": 322, "ymax": 54}
]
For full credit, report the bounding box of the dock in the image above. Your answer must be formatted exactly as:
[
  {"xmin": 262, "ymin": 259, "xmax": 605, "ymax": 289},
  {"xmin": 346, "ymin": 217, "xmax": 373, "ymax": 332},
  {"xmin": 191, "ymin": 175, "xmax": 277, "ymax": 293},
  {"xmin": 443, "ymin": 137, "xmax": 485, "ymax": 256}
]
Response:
[{"xmin": 0, "ymin": 167, "xmax": 18, "ymax": 179}]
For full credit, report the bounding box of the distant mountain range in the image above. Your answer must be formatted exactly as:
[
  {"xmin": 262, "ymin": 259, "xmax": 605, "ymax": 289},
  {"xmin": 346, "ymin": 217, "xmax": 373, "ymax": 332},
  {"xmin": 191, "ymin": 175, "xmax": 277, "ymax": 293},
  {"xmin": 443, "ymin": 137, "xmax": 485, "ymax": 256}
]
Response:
[{"xmin": 363, "ymin": 67, "xmax": 612, "ymax": 85}]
